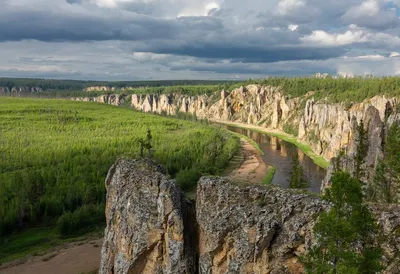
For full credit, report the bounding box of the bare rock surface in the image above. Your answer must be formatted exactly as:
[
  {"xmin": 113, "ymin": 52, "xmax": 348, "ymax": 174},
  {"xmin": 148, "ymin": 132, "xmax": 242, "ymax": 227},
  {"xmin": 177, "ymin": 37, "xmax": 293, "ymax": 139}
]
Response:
[
  {"xmin": 196, "ymin": 177, "xmax": 327, "ymax": 274},
  {"xmin": 99, "ymin": 159, "xmax": 400, "ymax": 273},
  {"xmin": 74, "ymin": 85, "xmax": 398, "ymax": 168},
  {"xmin": 99, "ymin": 159, "xmax": 196, "ymax": 274}
]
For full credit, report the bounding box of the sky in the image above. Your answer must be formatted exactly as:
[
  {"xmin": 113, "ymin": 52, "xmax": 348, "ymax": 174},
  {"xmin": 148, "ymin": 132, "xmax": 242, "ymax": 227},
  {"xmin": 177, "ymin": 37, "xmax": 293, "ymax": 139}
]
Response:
[{"xmin": 0, "ymin": 0, "xmax": 400, "ymax": 80}]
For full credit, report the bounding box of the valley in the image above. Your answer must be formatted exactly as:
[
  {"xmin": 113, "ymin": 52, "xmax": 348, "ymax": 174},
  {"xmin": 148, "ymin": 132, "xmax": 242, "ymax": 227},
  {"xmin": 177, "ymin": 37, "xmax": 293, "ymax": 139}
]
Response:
[{"xmin": 1, "ymin": 77, "xmax": 400, "ymax": 273}]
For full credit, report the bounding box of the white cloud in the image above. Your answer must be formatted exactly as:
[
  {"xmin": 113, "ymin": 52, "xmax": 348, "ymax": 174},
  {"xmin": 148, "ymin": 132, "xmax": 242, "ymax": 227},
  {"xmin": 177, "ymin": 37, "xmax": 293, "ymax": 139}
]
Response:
[
  {"xmin": 354, "ymin": 54, "xmax": 385, "ymax": 59},
  {"xmin": 277, "ymin": 0, "xmax": 305, "ymax": 15},
  {"xmin": 348, "ymin": 0, "xmax": 380, "ymax": 17},
  {"xmin": 390, "ymin": 52, "xmax": 400, "ymax": 57},
  {"xmin": 288, "ymin": 24, "xmax": 298, "ymax": 31},
  {"xmin": 301, "ymin": 30, "xmax": 366, "ymax": 46},
  {"xmin": 301, "ymin": 28, "xmax": 400, "ymax": 50},
  {"xmin": 342, "ymin": 0, "xmax": 399, "ymax": 30},
  {"xmin": 131, "ymin": 52, "xmax": 170, "ymax": 61}
]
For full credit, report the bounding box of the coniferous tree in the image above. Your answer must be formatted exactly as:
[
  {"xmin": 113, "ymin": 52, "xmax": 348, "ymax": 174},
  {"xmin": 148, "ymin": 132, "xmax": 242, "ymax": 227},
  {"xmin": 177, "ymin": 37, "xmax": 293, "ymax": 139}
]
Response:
[
  {"xmin": 145, "ymin": 129, "xmax": 153, "ymax": 159},
  {"xmin": 371, "ymin": 159, "xmax": 391, "ymax": 203},
  {"xmin": 289, "ymin": 153, "xmax": 309, "ymax": 189},
  {"xmin": 334, "ymin": 149, "xmax": 345, "ymax": 173},
  {"xmin": 354, "ymin": 120, "xmax": 369, "ymax": 180},
  {"xmin": 302, "ymin": 172, "xmax": 383, "ymax": 274},
  {"xmin": 385, "ymin": 123, "xmax": 400, "ymax": 202},
  {"xmin": 139, "ymin": 138, "xmax": 145, "ymax": 158}
]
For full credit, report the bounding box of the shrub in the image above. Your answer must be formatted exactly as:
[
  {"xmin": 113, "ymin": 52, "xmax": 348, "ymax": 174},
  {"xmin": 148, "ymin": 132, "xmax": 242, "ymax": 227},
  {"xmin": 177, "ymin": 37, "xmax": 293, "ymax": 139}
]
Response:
[
  {"xmin": 176, "ymin": 167, "xmax": 201, "ymax": 191},
  {"xmin": 57, "ymin": 204, "xmax": 105, "ymax": 237}
]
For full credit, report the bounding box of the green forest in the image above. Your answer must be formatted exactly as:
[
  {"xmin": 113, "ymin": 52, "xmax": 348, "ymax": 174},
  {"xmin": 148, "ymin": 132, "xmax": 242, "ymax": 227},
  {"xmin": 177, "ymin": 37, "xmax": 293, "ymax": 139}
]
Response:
[
  {"xmin": 232, "ymin": 76, "xmax": 400, "ymax": 104},
  {"xmin": 0, "ymin": 98, "xmax": 239, "ymax": 240},
  {"xmin": 0, "ymin": 78, "xmax": 235, "ymax": 91},
  {"xmin": 2, "ymin": 77, "xmax": 400, "ymax": 106}
]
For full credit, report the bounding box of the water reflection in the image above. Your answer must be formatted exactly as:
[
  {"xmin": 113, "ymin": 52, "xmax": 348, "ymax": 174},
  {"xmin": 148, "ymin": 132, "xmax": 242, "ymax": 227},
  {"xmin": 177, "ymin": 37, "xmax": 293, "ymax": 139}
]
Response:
[{"xmin": 225, "ymin": 126, "xmax": 326, "ymax": 193}]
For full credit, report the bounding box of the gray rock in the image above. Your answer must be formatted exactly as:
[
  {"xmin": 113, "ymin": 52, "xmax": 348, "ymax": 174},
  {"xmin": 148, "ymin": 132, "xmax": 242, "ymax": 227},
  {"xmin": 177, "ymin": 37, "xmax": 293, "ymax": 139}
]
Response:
[
  {"xmin": 99, "ymin": 159, "xmax": 400, "ymax": 273},
  {"xmin": 196, "ymin": 177, "xmax": 327, "ymax": 274},
  {"xmin": 99, "ymin": 159, "xmax": 196, "ymax": 274}
]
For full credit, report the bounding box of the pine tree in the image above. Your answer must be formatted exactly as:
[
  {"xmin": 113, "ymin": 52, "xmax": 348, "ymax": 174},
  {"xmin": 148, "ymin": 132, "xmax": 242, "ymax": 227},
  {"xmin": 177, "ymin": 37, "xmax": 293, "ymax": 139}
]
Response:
[
  {"xmin": 138, "ymin": 130, "xmax": 153, "ymax": 159},
  {"xmin": 139, "ymin": 138, "xmax": 145, "ymax": 158},
  {"xmin": 385, "ymin": 123, "xmax": 400, "ymax": 202},
  {"xmin": 354, "ymin": 120, "xmax": 369, "ymax": 180},
  {"xmin": 372, "ymin": 159, "xmax": 391, "ymax": 203},
  {"xmin": 289, "ymin": 153, "xmax": 309, "ymax": 189},
  {"xmin": 145, "ymin": 129, "xmax": 153, "ymax": 159},
  {"xmin": 302, "ymin": 172, "xmax": 383, "ymax": 274}
]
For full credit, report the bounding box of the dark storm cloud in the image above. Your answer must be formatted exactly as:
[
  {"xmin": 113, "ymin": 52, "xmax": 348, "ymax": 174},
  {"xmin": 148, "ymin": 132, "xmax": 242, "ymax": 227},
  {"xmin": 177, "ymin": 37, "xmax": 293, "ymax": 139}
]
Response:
[
  {"xmin": 0, "ymin": 4, "xmax": 177, "ymax": 41},
  {"xmin": 0, "ymin": 0, "xmax": 345, "ymax": 63},
  {"xmin": 136, "ymin": 43, "xmax": 345, "ymax": 63},
  {"xmin": 0, "ymin": 0, "xmax": 400, "ymax": 79}
]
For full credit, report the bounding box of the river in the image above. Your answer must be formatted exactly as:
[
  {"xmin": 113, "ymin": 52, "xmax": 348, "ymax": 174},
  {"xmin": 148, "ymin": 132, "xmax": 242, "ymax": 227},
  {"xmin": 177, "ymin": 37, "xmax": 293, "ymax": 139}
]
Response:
[{"xmin": 222, "ymin": 125, "xmax": 327, "ymax": 193}]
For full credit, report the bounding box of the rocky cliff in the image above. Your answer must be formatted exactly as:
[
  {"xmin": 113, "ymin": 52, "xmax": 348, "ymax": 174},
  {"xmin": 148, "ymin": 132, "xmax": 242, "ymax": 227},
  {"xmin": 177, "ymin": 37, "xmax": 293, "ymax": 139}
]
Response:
[
  {"xmin": 73, "ymin": 85, "xmax": 398, "ymax": 161},
  {"xmin": 99, "ymin": 159, "xmax": 196, "ymax": 274},
  {"xmin": 73, "ymin": 94, "xmax": 125, "ymax": 106},
  {"xmin": 129, "ymin": 86, "xmax": 398, "ymax": 161},
  {"xmin": 72, "ymin": 85, "xmax": 399, "ymax": 192},
  {"xmin": 196, "ymin": 177, "xmax": 326, "ymax": 274},
  {"xmin": 100, "ymin": 159, "xmax": 400, "ymax": 274},
  {"xmin": 0, "ymin": 86, "xmax": 43, "ymax": 95}
]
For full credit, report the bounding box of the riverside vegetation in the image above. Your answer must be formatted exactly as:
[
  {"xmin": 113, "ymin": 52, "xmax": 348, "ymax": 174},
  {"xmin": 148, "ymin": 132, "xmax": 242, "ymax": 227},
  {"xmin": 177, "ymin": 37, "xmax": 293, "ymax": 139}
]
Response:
[{"xmin": 0, "ymin": 97, "xmax": 239, "ymax": 262}]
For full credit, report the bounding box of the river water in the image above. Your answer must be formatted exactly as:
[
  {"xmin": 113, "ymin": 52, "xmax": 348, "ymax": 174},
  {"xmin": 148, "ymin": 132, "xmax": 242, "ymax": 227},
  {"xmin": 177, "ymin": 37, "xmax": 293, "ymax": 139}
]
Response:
[{"xmin": 222, "ymin": 125, "xmax": 327, "ymax": 193}]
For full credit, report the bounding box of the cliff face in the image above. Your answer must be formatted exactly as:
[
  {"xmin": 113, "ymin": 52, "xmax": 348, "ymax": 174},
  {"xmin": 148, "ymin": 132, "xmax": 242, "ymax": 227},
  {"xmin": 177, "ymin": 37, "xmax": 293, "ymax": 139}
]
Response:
[
  {"xmin": 99, "ymin": 159, "xmax": 196, "ymax": 274},
  {"xmin": 100, "ymin": 159, "xmax": 400, "ymax": 273},
  {"xmin": 72, "ymin": 94, "xmax": 126, "ymax": 106},
  {"xmin": 72, "ymin": 85, "xmax": 399, "ymax": 191},
  {"xmin": 128, "ymin": 86, "xmax": 398, "ymax": 161},
  {"xmin": 0, "ymin": 86, "xmax": 43, "ymax": 95},
  {"xmin": 196, "ymin": 177, "xmax": 326, "ymax": 274},
  {"xmin": 83, "ymin": 86, "xmax": 116, "ymax": 92}
]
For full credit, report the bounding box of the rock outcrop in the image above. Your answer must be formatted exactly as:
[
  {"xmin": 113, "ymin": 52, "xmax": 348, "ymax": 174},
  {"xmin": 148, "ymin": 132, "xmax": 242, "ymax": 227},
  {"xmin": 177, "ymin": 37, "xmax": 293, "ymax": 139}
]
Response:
[
  {"xmin": 196, "ymin": 177, "xmax": 327, "ymax": 274},
  {"xmin": 77, "ymin": 85, "xmax": 397, "ymax": 164},
  {"xmin": 100, "ymin": 159, "xmax": 400, "ymax": 273},
  {"xmin": 0, "ymin": 86, "xmax": 43, "ymax": 95},
  {"xmin": 99, "ymin": 159, "xmax": 196, "ymax": 274},
  {"xmin": 371, "ymin": 204, "xmax": 400, "ymax": 273},
  {"xmin": 72, "ymin": 85, "xmax": 399, "ymax": 192},
  {"xmin": 72, "ymin": 94, "xmax": 125, "ymax": 106},
  {"xmin": 84, "ymin": 86, "xmax": 116, "ymax": 92}
]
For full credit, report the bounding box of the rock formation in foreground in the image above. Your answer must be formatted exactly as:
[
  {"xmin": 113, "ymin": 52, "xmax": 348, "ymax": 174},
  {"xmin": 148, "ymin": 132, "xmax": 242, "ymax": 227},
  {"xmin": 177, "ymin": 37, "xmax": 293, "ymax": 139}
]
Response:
[
  {"xmin": 99, "ymin": 159, "xmax": 196, "ymax": 274},
  {"xmin": 100, "ymin": 159, "xmax": 400, "ymax": 273},
  {"xmin": 196, "ymin": 177, "xmax": 327, "ymax": 274}
]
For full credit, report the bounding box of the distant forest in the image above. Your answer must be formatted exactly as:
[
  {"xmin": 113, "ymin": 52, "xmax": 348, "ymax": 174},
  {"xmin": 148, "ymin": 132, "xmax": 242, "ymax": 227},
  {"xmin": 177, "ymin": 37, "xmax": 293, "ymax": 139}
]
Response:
[
  {"xmin": 1, "ymin": 76, "xmax": 400, "ymax": 104},
  {"xmin": 0, "ymin": 78, "xmax": 237, "ymax": 91}
]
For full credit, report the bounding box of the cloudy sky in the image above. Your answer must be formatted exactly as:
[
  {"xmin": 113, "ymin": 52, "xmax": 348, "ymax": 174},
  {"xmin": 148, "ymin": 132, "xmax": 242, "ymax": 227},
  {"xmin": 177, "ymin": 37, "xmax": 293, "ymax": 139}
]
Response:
[{"xmin": 0, "ymin": 0, "xmax": 400, "ymax": 80}]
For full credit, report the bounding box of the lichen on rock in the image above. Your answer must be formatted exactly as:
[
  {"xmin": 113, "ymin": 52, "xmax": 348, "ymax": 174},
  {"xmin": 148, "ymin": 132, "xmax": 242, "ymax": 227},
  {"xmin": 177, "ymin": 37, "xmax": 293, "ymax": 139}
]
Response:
[{"xmin": 99, "ymin": 159, "xmax": 196, "ymax": 274}]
